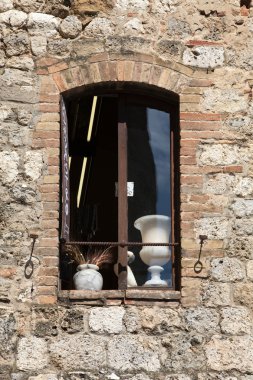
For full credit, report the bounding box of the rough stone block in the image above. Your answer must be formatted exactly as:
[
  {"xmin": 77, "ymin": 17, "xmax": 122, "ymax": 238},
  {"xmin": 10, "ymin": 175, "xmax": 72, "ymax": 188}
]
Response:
[
  {"xmin": 140, "ymin": 307, "xmax": 181, "ymax": 333},
  {"xmin": 49, "ymin": 334, "xmax": 107, "ymax": 371},
  {"xmin": 89, "ymin": 307, "xmax": 125, "ymax": 334},
  {"xmin": 59, "ymin": 16, "xmax": 82, "ymax": 39},
  {"xmin": 195, "ymin": 217, "xmax": 231, "ymax": 240},
  {"xmin": 184, "ymin": 307, "xmax": 220, "ymax": 334},
  {"xmin": 205, "ymin": 336, "xmax": 253, "ymax": 372},
  {"xmin": 31, "ymin": 36, "xmax": 47, "ymax": 56},
  {"xmin": 234, "ymin": 283, "xmax": 253, "ymax": 307},
  {"xmin": 165, "ymin": 376, "xmax": 192, "ymax": 380},
  {"xmin": 202, "ymin": 282, "xmax": 231, "ymax": 306},
  {"xmin": 0, "ymin": 69, "xmax": 38, "ymax": 103},
  {"xmin": 0, "ymin": 0, "xmax": 13, "ymax": 12},
  {"xmin": 107, "ymin": 336, "xmax": 160, "ymax": 372},
  {"xmin": 203, "ymin": 173, "xmax": 236, "ymax": 195},
  {"xmin": 183, "ymin": 46, "xmax": 224, "ymax": 68},
  {"xmin": 85, "ymin": 17, "xmax": 113, "ymax": 36},
  {"xmin": 27, "ymin": 13, "xmax": 59, "ymax": 37},
  {"xmin": 235, "ymin": 177, "xmax": 253, "ymax": 197},
  {"xmin": 28, "ymin": 375, "xmax": 58, "ymax": 380},
  {"xmin": 211, "ymin": 257, "xmax": 245, "ymax": 282},
  {"xmin": 202, "ymin": 89, "xmax": 247, "ymax": 113},
  {"xmin": 114, "ymin": 0, "xmax": 149, "ymax": 12},
  {"xmin": 231, "ymin": 199, "xmax": 253, "ymax": 217},
  {"xmin": 220, "ymin": 307, "xmax": 251, "ymax": 334},
  {"xmin": 124, "ymin": 307, "xmax": 141, "ymax": 333},
  {"xmin": 162, "ymin": 332, "xmax": 205, "ymax": 372},
  {"xmin": 24, "ymin": 151, "xmax": 43, "ymax": 180},
  {"xmin": 0, "ymin": 151, "xmax": 19, "ymax": 184},
  {"xmin": 4, "ymin": 32, "xmax": 30, "ymax": 57},
  {"xmin": 16, "ymin": 337, "xmax": 49, "ymax": 371},
  {"xmin": 198, "ymin": 144, "xmax": 246, "ymax": 166}
]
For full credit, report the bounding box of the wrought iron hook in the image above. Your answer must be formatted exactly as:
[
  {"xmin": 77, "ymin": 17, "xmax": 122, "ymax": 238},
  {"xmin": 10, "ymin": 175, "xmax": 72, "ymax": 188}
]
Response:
[
  {"xmin": 194, "ymin": 235, "xmax": 208, "ymax": 273},
  {"xmin": 24, "ymin": 234, "xmax": 40, "ymax": 279}
]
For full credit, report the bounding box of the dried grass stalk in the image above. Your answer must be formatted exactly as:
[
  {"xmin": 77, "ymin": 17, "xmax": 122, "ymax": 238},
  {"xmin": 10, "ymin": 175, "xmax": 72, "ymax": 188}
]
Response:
[{"xmin": 65, "ymin": 244, "xmax": 113, "ymax": 268}]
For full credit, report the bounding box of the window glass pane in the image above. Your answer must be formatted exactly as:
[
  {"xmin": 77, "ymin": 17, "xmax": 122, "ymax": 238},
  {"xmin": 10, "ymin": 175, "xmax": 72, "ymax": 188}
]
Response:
[{"xmin": 127, "ymin": 103, "xmax": 172, "ymax": 287}]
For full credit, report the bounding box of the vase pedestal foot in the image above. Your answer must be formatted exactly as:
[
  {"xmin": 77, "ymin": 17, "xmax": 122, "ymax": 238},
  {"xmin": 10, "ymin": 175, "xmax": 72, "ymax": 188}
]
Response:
[{"xmin": 143, "ymin": 265, "xmax": 167, "ymax": 287}]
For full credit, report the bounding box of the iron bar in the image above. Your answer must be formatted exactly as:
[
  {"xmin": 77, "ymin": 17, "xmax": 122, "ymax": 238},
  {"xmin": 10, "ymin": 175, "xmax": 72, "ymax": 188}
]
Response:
[{"xmin": 64, "ymin": 241, "xmax": 179, "ymax": 247}]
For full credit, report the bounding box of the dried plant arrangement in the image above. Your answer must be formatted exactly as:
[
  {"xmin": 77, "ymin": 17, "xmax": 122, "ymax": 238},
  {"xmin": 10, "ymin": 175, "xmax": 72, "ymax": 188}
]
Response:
[{"xmin": 65, "ymin": 244, "xmax": 114, "ymax": 268}]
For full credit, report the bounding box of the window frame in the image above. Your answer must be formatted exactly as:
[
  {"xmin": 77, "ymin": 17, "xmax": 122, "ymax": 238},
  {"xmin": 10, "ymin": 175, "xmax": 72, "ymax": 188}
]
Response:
[{"xmin": 60, "ymin": 84, "xmax": 181, "ymax": 296}]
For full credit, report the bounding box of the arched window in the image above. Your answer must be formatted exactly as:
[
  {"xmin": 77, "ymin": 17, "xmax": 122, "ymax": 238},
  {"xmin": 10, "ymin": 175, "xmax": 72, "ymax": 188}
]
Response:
[{"xmin": 60, "ymin": 83, "xmax": 180, "ymax": 292}]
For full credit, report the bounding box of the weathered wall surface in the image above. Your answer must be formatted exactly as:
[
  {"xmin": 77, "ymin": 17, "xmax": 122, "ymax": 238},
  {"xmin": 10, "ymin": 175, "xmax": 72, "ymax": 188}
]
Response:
[{"xmin": 0, "ymin": 0, "xmax": 253, "ymax": 379}]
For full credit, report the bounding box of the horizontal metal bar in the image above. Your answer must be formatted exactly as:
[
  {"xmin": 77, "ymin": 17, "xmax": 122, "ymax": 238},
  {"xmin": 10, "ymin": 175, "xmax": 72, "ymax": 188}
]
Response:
[{"xmin": 64, "ymin": 241, "xmax": 179, "ymax": 247}]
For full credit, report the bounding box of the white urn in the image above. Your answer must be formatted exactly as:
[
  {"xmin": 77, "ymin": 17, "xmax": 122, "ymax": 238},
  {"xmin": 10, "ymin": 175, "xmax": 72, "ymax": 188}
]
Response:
[
  {"xmin": 134, "ymin": 215, "xmax": 171, "ymax": 286},
  {"xmin": 73, "ymin": 264, "xmax": 103, "ymax": 290}
]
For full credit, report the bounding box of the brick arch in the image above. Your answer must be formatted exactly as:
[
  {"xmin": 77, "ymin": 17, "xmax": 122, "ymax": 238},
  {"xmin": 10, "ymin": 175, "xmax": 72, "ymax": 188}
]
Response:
[{"xmin": 37, "ymin": 52, "xmax": 195, "ymax": 98}]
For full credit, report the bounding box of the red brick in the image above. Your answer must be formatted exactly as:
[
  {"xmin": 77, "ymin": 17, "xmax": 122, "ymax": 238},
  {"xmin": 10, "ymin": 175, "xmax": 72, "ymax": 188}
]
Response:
[
  {"xmin": 223, "ymin": 165, "xmax": 243, "ymax": 173},
  {"xmin": 40, "ymin": 184, "xmax": 59, "ymax": 193},
  {"xmin": 41, "ymin": 219, "xmax": 59, "ymax": 229},
  {"xmin": 180, "ymin": 121, "xmax": 221, "ymax": 131},
  {"xmin": 88, "ymin": 52, "xmax": 109, "ymax": 63},
  {"xmin": 47, "ymin": 167, "xmax": 59, "ymax": 177},
  {"xmin": 48, "ymin": 62, "xmax": 68, "ymax": 74},
  {"xmin": 39, "ymin": 93, "xmax": 60, "ymax": 103},
  {"xmin": 36, "ymin": 57, "xmax": 61, "ymax": 68},
  {"xmin": 181, "ymin": 130, "xmax": 224, "ymax": 139},
  {"xmin": 43, "ymin": 201, "xmax": 59, "ymax": 211},
  {"xmin": 43, "ymin": 175, "xmax": 59, "ymax": 184},
  {"xmin": 52, "ymin": 72, "xmax": 69, "ymax": 92},
  {"xmin": 185, "ymin": 40, "xmax": 223, "ymax": 46},
  {"xmin": 33, "ymin": 131, "xmax": 59, "ymax": 139},
  {"xmin": 108, "ymin": 61, "xmax": 117, "ymax": 81},
  {"xmin": 48, "ymin": 156, "xmax": 60, "ymax": 166},
  {"xmin": 37, "ymin": 286, "xmax": 57, "ymax": 296},
  {"xmin": 37, "ymin": 247, "xmax": 59, "ymax": 257},
  {"xmin": 36, "ymin": 295, "xmax": 57, "ymax": 304},
  {"xmin": 42, "ymin": 229, "xmax": 58, "ymax": 237},
  {"xmin": 41, "ymin": 192, "xmax": 59, "ymax": 202},
  {"xmin": 42, "ymin": 210, "xmax": 59, "ymax": 219},
  {"xmin": 41, "ymin": 257, "xmax": 59, "ymax": 266},
  {"xmin": 0, "ymin": 268, "xmax": 16, "ymax": 279},
  {"xmin": 189, "ymin": 79, "xmax": 214, "ymax": 87},
  {"xmin": 180, "ymin": 156, "xmax": 197, "ymax": 165},
  {"xmin": 117, "ymin": 61, "xmax": 124, "ymax": 81},
  {"xmin": 180, "ymin": 147, "xmax": 197, "ymax": 155},
  {"xmin": 180, "ymin": 175, "xmax": 203, "ymax": 185},
  {"xmin": 98, "ymin": 61, "xmax": 110, "ymax": 82},
  {"xmin": 180, "ymin": 112, "xmax": 223, "ymax": 121},
  {"xmin": 38, "ymin": 267, "xmax": 58, "ymax": 276},
  {"xmin": 39, "ymin": 103, "xmax": 60, "ymax": 113},
  {"xmin": 37, "ymin": 276, "xmax": 58, "ymax": 286},
  {"xmin": 180, "ymin": 139, "xmax": 200, "ymax": 147},
  {"xmin": 38, "ymin": 237, "xmax": 58, "ymax": 247},
  {"xmin": 36, "ymin": 68, "xmax": 49, "ymax": 75}
]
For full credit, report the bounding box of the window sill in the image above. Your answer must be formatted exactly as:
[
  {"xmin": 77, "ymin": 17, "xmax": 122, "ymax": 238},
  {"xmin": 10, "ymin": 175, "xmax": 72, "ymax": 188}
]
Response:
[{"xmin": 58, "ymin": 289, "xmax": 181, "ymax": 306}]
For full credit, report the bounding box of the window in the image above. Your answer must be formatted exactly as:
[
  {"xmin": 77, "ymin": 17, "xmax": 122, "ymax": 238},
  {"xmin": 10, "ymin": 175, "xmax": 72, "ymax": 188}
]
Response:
[{"xmin": 60, "ymin": 84, "xmax": 180, "ymax": 292}]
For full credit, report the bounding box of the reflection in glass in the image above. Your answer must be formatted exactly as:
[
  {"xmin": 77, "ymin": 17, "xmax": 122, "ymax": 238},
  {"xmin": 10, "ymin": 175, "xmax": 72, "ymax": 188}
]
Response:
[{"xmin": 127, "ymin": 105, "xmax": 171, "ymax": 287}]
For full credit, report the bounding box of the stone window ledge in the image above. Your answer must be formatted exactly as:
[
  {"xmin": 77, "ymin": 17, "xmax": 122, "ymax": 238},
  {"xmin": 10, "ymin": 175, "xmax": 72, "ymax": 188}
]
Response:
[{"xmin": 58, "ymin": 289, "xmax": 180, "ymax": 306}]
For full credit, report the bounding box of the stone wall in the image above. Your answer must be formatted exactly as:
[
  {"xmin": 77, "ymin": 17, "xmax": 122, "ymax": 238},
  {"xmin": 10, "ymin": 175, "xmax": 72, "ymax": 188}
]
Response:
[{"xmin": 0, "ymin": 0, "xmax": 253, "ymax": 379}]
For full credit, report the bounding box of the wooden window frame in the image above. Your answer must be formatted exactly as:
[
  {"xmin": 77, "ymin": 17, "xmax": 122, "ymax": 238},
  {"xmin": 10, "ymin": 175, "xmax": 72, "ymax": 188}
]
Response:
[{"xmin": 59, "ymin": 85, "xmax": 181, "ymax": 302}]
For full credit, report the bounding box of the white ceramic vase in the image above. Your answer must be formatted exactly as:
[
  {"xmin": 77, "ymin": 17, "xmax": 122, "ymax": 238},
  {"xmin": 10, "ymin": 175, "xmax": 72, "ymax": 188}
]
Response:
[
  {"xmin": 73, "ymin": 264, "xmax": 103, "ymax": 290},
  {"xmin": 134, "ymin": 214, "xmax": 171, "ymax": 286}
]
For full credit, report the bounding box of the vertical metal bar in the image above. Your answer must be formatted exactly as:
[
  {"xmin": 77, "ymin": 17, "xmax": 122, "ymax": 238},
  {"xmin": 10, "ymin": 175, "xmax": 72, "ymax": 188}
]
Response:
[
  {"xmin": 118, "ymin": 98, "xmax": 128, "ymax": 290},
  {"xmin": 170, "ymin": 105, "xmax": 180, "ymax": 291},
  {"xmin": 60, "ymin": 96, "xmax": 70, "ymax": 242},
  {"xmin": 170, "ymin": 122, "xmax": 175, "ymax": 289}
]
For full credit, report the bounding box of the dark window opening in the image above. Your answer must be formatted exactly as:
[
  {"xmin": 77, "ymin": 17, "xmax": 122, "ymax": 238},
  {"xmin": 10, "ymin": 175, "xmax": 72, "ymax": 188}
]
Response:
[
  {"xmin": 60, "ymin": 86, "xmax": 180, "ymax": 292},
  {"xmin": 240, "ymin": 0, "xmax": 251, "ymax": 8}
]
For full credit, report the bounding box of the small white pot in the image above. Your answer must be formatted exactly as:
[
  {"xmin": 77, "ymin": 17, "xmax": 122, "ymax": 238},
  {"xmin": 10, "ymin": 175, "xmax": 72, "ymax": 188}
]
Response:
[{"xmin": 73, "ymin": 264, "xmax": 103, "ymax": 290}]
